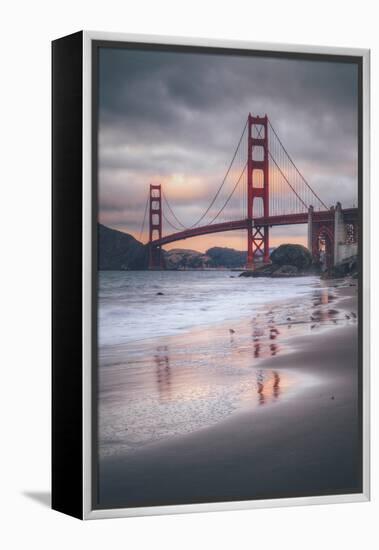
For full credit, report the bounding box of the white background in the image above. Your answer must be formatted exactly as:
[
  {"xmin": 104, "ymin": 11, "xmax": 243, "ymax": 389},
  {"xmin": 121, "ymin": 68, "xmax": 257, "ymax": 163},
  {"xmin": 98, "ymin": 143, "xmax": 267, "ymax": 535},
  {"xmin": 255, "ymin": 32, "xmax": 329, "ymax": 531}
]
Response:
[{"xmin": 1, "ymin": 1, "xmax": 377, "ymax": 548}]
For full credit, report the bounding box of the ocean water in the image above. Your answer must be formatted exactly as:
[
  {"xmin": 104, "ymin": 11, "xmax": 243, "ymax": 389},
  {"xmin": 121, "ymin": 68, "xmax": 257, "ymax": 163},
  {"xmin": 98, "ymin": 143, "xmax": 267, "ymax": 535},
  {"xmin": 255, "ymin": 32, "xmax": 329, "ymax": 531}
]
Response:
[
  {"xmin": 97, "ymin": 271, "xmax": 339, "ymax": 458},
  {"xmin": 98, "ymin": 270, "xmax": 320, "ymax": 349}
]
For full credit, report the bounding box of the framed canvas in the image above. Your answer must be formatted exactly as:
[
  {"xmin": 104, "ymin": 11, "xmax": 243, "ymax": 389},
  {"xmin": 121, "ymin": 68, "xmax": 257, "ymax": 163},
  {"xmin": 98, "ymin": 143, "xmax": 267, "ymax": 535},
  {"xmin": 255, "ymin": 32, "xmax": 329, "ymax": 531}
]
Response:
[{"xmin": 52, "ymin": 31, "xmax": 370, "ymax": 520}]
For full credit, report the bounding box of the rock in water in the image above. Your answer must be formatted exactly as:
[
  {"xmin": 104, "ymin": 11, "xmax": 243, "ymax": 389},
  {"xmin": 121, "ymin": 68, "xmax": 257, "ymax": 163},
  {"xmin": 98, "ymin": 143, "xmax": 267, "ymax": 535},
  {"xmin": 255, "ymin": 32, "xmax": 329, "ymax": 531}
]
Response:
[
  {"xmin": 239, "ymin": 244, "xmax": 313, "ymax": 278},
  {"xmin": 271, "ymin": 264, "xmax": 298, "ymax": 277},
  {"xmin": 322, "ymin": 255, "xmax": 358, "ymax": 279},
  {"xmin": 239, "ymin": 264, "xmax": 273, "ymax": 277}
]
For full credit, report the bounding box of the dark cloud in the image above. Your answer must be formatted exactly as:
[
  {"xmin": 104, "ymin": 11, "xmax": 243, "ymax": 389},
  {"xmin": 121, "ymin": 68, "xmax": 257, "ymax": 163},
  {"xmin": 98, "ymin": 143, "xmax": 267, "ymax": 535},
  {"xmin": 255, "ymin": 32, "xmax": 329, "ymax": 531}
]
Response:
[{"xmin": 98, "ymin": 46, "xmax": 359, "ymax": 242}]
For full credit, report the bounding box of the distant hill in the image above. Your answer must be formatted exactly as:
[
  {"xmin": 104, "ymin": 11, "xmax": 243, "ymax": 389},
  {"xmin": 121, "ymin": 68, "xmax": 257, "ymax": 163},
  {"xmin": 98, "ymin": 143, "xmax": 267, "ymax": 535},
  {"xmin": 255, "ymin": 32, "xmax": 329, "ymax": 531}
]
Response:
[
  {"xmin": 165, "ymin": 248, "xmax": 213, "ymax": 269},
  {"xmin": 206, "ymin": 247, "xmax": 247, "ymax": 268},
  {"xmin": 164, "ymin": 246, "xmax": 248, "ymax": 269},
  {"xmin": 98, "ymin": 224, "xmax": 148, "ymax": 270},
  {"xmin": 98, "ymin": 224, "xmax": 274, "ymax": 270}
]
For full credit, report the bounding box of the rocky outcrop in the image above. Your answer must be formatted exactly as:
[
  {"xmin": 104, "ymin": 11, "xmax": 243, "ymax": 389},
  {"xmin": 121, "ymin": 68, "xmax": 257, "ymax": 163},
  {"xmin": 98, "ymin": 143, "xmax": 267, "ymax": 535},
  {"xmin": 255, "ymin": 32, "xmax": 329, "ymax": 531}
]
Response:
[
  {"xmin": 322, "ymin": 255, "xmax": 358, "ymax": 279},
  {"xmin": 239, "ymin": 244, "xmax": 314, "ymax": 278},
  {"xmin": 271, "ymin": 264, "xmax": 299, "ymax": 277},
  {"xmin": 270, "ymin": 243, "xmax": 312, "ymax": 270}
]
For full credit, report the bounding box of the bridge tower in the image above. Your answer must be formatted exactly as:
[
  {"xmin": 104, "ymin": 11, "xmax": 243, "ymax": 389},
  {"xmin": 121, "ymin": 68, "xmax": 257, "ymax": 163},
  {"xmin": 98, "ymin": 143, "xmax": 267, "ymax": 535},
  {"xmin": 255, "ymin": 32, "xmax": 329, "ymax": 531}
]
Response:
[
  {"xmin": 148, "ymin": 184, "xmax": 163, "ymax": 269},
  {"xmin": 247, "ymin": 114, "xmax": 270, "ymax": 268}
]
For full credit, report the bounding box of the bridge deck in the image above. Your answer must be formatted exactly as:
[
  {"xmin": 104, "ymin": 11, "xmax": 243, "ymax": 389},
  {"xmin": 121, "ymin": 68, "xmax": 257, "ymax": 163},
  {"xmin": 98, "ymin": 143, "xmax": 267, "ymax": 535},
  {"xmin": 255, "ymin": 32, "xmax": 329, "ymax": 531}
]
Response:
[{"xmin": 151, "ymin": 208, "xmax": 358, "ymax": 247}]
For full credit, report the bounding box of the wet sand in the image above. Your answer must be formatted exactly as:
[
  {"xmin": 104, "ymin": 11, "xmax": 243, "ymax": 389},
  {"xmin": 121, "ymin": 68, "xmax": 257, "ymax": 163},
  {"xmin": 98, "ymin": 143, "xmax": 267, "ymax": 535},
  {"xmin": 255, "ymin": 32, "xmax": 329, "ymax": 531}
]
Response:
[{"xmin": 98, "ymin": 281, "xmax": 361, "ymax": 508}]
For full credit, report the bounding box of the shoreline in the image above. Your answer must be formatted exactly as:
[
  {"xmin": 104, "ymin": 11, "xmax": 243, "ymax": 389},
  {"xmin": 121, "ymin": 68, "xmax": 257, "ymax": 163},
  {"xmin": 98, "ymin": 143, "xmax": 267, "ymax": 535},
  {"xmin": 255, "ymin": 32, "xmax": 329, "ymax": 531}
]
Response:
[
  {"xmin": 98, "ymin": 278, "xmax": 360, "ymax": 507},
  {"xmin": 99, "ymin": 278, "xmax": 357, "ymax": 459},
  {"xmin": 99, "ymin": 275, "xmax": 355, "ymax": 357}
]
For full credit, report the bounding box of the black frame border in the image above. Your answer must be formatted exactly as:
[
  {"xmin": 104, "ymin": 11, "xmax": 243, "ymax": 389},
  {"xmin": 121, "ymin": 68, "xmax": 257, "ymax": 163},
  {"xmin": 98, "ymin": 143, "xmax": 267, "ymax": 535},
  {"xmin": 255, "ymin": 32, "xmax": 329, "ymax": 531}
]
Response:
[{"xmin": 52, "ymin": 30, "xmax": 84, "ymax": 519}]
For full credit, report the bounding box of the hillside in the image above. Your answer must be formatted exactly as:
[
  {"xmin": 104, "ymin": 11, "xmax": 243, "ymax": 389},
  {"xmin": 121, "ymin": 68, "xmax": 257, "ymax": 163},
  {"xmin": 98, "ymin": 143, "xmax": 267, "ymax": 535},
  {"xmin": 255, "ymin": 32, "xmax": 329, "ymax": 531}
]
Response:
[
  {"xmin": 206, "ymin": 247, "xmax": 246, "ymax": 268},
  {"xmin": 164, "ymin": 246, "xmax": 248, "ymax": 269},
  {"xmin": 98, "ymin": 224, "xmax": 255, "ymax": 270},
  {"xmin": 98, "ymin": 224, "xmax": 148, "ymax": 270},
  {"xmin": 165, "ymin": 248, "xmax": 213, "ymax": 269}
]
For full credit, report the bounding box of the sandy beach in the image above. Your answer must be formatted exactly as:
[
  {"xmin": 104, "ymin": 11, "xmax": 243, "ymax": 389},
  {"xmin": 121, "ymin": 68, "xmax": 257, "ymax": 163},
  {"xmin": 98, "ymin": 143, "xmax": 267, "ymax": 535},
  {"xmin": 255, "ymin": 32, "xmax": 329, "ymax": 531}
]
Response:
[{"xmin": 96, "ymin": 273, "xmax": 361, "ymax": 508}]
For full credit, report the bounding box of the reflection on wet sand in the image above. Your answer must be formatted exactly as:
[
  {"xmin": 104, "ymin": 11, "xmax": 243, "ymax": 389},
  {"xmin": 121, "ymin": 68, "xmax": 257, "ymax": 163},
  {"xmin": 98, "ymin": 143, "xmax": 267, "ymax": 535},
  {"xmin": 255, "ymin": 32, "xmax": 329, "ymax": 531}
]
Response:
[
  {"xmin": 153, "ymin": 341, "xmax": 289, "ymax": 408},
  {"xmin": 250, "ymin": 316, "xmax": 281, "ymax": 360},
  {"xmin": 99, "ymin": 281, "xmax": 357, "ymax": 458},
  {"xmin": 256, "ymin": 369, "xmax": 282, "ymax": 405},
  {"xmin": 99, "ymin": 330, "xmax": 299, "ymax": 458},
  {"xmin": 270, "ymin": 343, "xmax": 278, "ymax": 356},
  {"xmin": 147, "ymin": 285, "xmax": 358, "ymax": 412},
  {"xmin": 254, "ymin": 342, "xmax": 261, "ymax": 358},
  {"xmin": 273, "ymin": 372, "xmax": 280, "ymax": 398},
  {"xmin": 246, "ymin": 286, "xmax": 357, "ymax": 350},
  {"xmin": 313, "ymin": 287, "xmax": 335, "ymax": 307},
  {"xmin": 269, "ymin": 327, "xmax": 279, "ymax": 340},
  {"xmin": 308, "ymin": 287, "xmax": 357, "ymax": 329},
  {"xmin": 154, "ymin": 346, "xmax": 172, "ymax": 402},
  {"xmin": 152, "ymin": 340, "xmax": 291, "ymax": 412},
  {"xmin": 257, "ymin": 370, "xmax": 265, "ymax": 405}
]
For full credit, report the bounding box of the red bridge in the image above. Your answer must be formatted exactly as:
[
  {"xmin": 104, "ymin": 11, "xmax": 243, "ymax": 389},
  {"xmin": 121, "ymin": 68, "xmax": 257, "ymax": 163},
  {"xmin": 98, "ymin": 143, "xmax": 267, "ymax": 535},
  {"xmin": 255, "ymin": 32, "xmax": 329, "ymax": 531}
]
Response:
[{"xmin": 139, "ymin": 114, "xmax": 358, "ymax": 269}]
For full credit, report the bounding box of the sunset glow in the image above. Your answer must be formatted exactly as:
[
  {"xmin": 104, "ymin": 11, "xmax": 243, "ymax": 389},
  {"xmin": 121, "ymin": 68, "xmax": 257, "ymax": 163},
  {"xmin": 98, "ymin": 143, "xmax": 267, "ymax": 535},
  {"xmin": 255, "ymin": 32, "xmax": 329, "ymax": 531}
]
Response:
[{"xmin": 98, "ymin": 47, "xmax": 358, "ymax": 254}]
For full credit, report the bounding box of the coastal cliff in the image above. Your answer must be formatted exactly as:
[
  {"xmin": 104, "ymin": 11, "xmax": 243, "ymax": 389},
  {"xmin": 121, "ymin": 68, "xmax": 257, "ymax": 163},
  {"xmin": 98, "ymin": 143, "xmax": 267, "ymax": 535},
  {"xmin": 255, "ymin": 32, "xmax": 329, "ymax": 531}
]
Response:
[{"xmin": 98, "ymin": 224, "xmax": 148, "ymax": 270}]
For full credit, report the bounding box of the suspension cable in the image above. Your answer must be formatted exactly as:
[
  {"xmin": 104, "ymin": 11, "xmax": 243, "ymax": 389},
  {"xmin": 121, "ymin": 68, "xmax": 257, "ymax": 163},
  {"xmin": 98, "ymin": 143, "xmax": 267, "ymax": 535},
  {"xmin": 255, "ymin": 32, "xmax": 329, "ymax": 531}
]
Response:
[
  {"xmin": 162, "ymin": 191, "xmax": 187, "ymax": 229},
  {"xmin": 268, "ymin": 152, "xmax": 308, "ymax": 210},
  {"xmin": 162, "ymin": 211, "xmax": 183, "ymax": 232},
  {"xmin": 189, "ymin": 118, "xmax": 248, "ymax": 227},
  {"xmin": 207, "ymin": 163, "xmax": 247, "ymax": 225},
  {"xmin": 268, "ymin": 119, "xmax": 328, "ymax": 209}
]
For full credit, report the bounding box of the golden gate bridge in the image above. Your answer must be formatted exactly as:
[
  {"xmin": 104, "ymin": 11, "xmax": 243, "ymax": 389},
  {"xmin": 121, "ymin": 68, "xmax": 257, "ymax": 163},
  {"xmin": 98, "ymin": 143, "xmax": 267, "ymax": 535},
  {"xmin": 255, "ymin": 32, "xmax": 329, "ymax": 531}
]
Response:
[{"xmin": 138, "ymin": 114, "xmax": 358, "ymax": 269}]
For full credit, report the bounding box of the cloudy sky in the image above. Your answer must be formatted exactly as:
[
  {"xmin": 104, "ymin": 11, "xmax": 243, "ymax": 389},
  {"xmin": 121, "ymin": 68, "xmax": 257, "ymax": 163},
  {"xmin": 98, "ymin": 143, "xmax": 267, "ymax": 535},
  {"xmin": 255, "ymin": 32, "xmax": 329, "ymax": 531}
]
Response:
[{"xmin": 98, "ymin": 45, "xmax": 359, "ymax": 251}]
